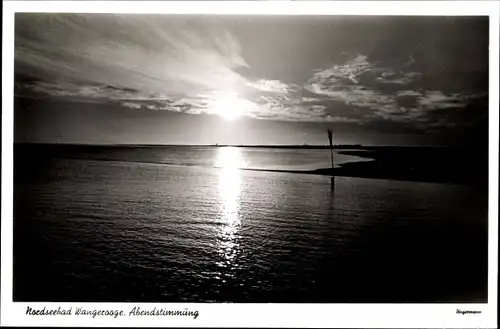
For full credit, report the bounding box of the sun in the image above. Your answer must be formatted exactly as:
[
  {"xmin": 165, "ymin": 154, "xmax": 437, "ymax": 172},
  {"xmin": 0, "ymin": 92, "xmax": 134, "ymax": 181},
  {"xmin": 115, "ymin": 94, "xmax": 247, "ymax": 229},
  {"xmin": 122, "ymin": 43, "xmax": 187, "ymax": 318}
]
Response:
[{"xmin": 210, "ymin": 92, "xmax": 251, "ymax": 121}]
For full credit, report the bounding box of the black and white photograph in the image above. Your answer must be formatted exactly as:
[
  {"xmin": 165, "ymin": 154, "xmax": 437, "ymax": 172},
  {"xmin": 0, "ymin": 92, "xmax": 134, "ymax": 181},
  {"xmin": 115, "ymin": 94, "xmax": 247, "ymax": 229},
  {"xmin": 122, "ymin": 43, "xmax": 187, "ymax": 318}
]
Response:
[{"xmin": 2, "ymin": 1, "xmax": 498, "ymax": 327}]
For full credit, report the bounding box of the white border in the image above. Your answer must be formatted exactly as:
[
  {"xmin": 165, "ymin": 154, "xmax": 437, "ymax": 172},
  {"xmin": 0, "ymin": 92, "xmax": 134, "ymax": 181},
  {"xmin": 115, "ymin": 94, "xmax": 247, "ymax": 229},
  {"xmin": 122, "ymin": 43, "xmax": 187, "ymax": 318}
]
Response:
[{"xmin": 2, "ymin": 1, "xmax": 498, "ymax": 328}]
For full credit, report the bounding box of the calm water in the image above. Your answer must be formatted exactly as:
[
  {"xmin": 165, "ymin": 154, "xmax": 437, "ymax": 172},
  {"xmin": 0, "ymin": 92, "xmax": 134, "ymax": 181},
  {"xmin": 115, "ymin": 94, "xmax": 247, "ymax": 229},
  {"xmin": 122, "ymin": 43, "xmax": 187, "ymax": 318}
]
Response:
[
  {"xmin": 14, "ymin": 146, "xmax": 488, "ymax": 302},
  {"xmin": 16, "ymin": 144, "xmax": 367, "ymax": 171}
]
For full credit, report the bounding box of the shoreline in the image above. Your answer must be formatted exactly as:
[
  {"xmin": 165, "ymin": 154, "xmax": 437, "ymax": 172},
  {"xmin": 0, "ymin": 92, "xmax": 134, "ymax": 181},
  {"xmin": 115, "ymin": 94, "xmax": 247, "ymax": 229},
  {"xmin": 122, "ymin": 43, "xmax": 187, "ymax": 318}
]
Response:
[{"xmin": 239, "ymin": 166, "xmax": 478, "ymax": 186}]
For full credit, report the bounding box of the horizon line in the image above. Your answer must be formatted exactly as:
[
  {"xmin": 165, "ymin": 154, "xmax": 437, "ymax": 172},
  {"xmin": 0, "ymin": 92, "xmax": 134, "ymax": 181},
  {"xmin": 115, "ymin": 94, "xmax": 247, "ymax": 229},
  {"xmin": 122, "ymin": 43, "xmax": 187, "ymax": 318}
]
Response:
[{"xmin": 13, "ymin": 141, "xmax": 466, "ymax": 148}]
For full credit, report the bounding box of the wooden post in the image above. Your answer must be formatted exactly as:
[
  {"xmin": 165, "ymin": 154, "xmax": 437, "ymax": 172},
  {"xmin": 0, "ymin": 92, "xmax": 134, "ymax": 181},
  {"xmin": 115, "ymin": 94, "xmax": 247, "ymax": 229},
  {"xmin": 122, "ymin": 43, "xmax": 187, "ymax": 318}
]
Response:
[
  {"xmin": 328, "ymin": 129, "xmax": 335, "ymax": 190},
  {"xmin": 327, "ymin": 129, "xmax": 334, "ymax": 169}
]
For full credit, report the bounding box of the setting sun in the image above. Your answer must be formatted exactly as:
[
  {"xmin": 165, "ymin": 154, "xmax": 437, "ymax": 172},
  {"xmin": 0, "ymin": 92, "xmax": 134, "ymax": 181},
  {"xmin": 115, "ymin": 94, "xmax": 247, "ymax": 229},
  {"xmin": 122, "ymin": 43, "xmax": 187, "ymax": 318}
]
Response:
[{"xmin": 210, "ymin": 92, "xmax": 253, "ymax": 121}]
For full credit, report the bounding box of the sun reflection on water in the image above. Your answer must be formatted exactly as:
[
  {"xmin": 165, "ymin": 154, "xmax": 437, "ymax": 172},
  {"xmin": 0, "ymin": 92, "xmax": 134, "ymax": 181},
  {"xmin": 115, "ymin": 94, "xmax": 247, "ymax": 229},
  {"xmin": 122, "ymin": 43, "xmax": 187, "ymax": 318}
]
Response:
[{"xmin": 215, "ymin": 147, "xmax": 245, "ymax": 274}]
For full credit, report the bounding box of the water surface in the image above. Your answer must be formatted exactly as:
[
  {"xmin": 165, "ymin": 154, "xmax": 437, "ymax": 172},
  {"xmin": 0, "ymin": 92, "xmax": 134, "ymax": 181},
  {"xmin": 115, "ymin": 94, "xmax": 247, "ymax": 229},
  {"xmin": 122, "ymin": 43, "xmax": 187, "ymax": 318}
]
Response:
[{"xmin": 14, "ymin": 145, "xmax": 488, "ymax": 302}]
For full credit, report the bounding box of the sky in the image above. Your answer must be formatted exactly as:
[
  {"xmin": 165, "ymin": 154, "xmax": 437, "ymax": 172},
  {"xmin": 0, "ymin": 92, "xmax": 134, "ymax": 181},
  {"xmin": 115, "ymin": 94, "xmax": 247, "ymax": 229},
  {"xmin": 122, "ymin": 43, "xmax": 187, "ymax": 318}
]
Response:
[{"xmin": 14, "ymin": 14, "xmax": 489, "ymax": 146}]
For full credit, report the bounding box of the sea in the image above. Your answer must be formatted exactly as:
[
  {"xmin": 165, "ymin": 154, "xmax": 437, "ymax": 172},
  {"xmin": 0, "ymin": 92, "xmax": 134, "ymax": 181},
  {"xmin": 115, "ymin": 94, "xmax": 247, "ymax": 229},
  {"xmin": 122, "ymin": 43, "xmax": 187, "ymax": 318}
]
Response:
[{"xmin": 13, "ymin": 145, "xmax": 488, "ymax": 302}]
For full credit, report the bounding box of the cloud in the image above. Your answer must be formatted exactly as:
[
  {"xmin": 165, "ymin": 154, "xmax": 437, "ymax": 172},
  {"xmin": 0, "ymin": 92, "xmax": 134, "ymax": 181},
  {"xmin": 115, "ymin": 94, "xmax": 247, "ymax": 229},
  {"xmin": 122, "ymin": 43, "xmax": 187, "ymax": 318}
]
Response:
[
  {"xmin": 306, "ymin": 83, "xmax": 393, "ymax": 109},
  {"xmin": 417, "ymin": 90, "xmax": 478, "ymax": 110},
  {"xmin": 376, "ymin": 71, "xmax": 422, "ymax": 85},
  {"xmin": 397, "ymin": 90, "xmax": 422, "ymax": 97},
  {"xmin": 305, "ymin": 56, "xmax": 400, "ymax": 112},
  {"xmin": 26, "ymin": 81, "xmax": 145, "ymax": 100},
  {"xmin": 247, "ymin": 79, "xmax": 297, "ymax": 94},
  {"xmin": 306, "ymin": 55, "xmax": 421, "ymax": 97},
  {"xmin": 305, "ymin": 54, "xmax": 485, "ymax": 130},
  {"xmin": 312, "ymin": 54, "xmax": 372, "ymax": 84},
  {"xmin": 324, "ymin": 116, "xmax": 362, "ymax": 123},
  {"xmin": 15, "ymin": 14, "xmax": 249, "ymax": 98},
  {"xmin": 119, "ymin": 96, "xmax": 211, "ymax": 114},
  {"xmin": 301, "ymin": 97, "xmax": 324, "ymax": 103}
]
